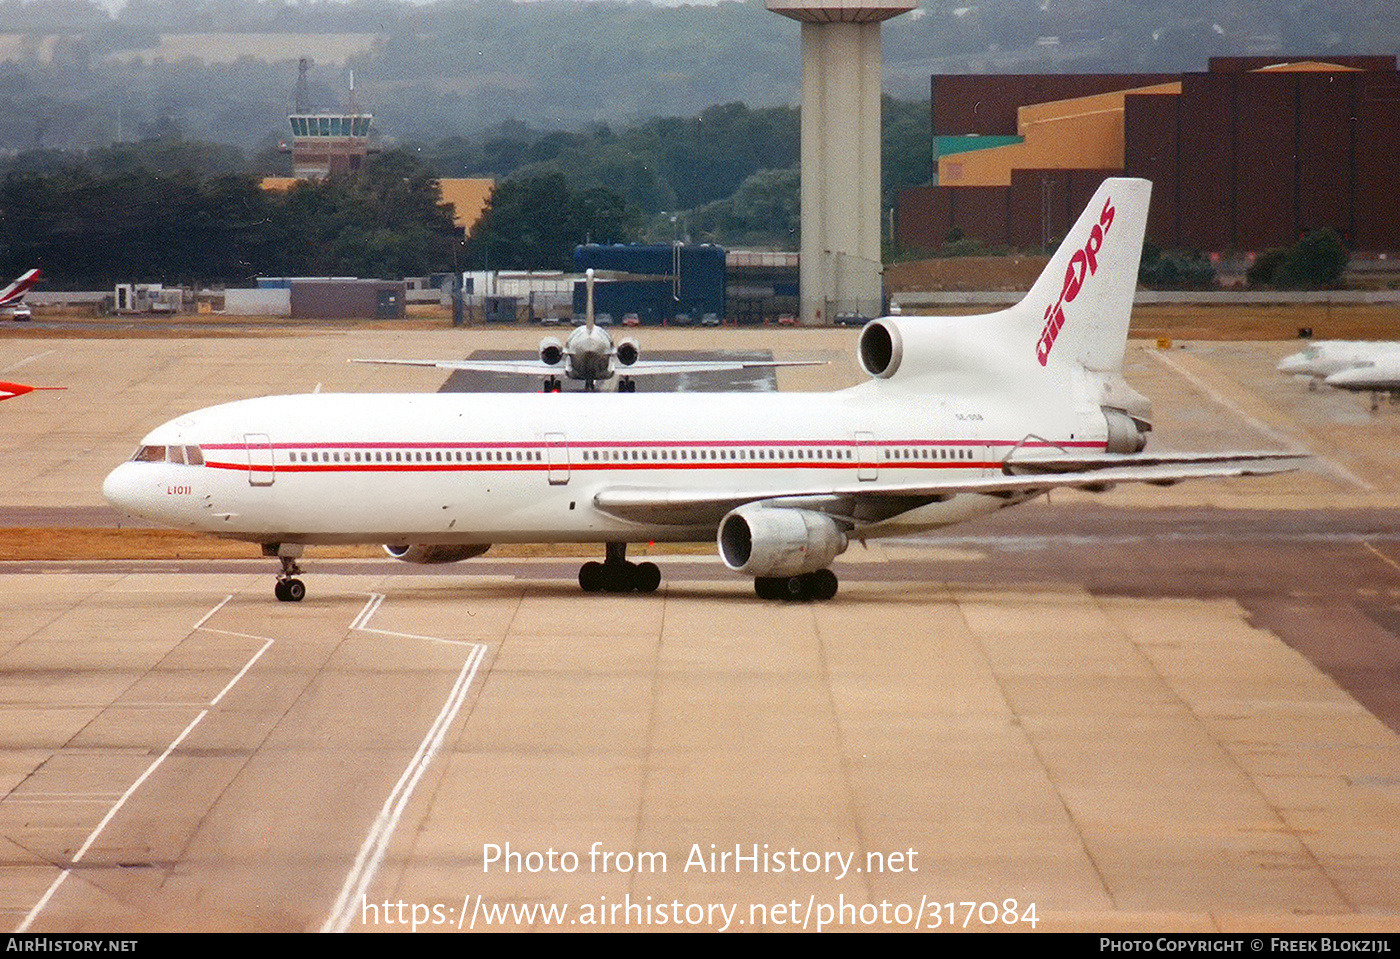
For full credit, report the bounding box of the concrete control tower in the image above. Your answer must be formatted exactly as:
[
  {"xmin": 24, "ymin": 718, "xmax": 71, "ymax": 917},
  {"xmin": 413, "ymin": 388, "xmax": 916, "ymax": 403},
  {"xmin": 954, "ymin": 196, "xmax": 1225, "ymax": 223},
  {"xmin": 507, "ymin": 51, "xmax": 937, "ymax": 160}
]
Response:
[{"xmin": 767, "ymin": 0, "xmax": 915, "ymax": 324}]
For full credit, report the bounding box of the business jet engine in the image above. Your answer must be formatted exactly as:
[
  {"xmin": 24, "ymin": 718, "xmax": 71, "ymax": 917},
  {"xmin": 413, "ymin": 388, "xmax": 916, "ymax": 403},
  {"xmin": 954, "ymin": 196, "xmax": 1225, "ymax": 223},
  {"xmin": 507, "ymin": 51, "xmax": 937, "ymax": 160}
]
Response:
[
  {"xmin": 717, "ymin": 504, "xmax": 848, "ymax": 578},
  {"xmin": 615, "ymin": 337, "xmax": 639, "ymax": 367},
  {"xmin": 539, "ymin": 338, "xmax": 564, "ymax": 366},
  {"xmin": 383, "ymin": 544, "xmax": 491, "ymax": 564}
]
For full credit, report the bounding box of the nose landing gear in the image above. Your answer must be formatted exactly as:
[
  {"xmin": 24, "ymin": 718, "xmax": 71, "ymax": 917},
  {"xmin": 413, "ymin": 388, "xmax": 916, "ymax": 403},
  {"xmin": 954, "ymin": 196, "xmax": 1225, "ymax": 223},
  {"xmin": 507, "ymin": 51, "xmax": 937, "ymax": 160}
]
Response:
[{"xmin": 264, "ymin": 543, "xmax": 306, "ymax": 602}]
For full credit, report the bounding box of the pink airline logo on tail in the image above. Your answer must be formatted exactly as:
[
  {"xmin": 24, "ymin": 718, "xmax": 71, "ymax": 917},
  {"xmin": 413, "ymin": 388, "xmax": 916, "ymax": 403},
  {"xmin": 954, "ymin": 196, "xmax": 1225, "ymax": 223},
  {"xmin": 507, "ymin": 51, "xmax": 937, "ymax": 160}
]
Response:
[
  {"xmin": 0, "ymin": 269, "xmax": 41, "ymax": 307},
  {"xmin": 1036, "ymin": 198, "xmax": 1117, "ymax": 367}
]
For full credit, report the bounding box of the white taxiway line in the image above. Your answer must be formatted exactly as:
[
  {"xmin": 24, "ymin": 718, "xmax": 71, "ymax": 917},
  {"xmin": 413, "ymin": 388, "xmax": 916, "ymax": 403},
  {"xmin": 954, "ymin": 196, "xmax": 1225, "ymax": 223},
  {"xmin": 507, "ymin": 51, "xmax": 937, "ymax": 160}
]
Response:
[
  {"xmin": 17, "ymin": 709, "xmax": 208, "ymax": 932},
  {"xmin": 350, "ymin": 592, "xmax": 480, "ymax": 645},
  {"xmin": 322, "ymin": 596, "xmax": 489, "ymax": 932},
  {"xmin": 1148, "ymin": 349, "xmax": 1374, "ymax": 491},
  {"xmin": 1, "ymin": 350, "xmax": 55, "ymax": 375},
  {"xmin": 15, "ymin": 594, "xmax": 270, "ymax": 933}
]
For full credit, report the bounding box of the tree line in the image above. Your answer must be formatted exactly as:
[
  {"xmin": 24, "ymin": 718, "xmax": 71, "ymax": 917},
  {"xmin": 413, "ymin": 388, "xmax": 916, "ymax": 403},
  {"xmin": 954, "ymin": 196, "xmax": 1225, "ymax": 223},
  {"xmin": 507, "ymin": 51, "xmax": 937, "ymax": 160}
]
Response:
[
  {"xmin": 0, "ymin": 95, "xmax": 930, "ymax": 282},
  {"xmin": 0, "ymin": 150, "xmax": 461, "ymax": 287}
]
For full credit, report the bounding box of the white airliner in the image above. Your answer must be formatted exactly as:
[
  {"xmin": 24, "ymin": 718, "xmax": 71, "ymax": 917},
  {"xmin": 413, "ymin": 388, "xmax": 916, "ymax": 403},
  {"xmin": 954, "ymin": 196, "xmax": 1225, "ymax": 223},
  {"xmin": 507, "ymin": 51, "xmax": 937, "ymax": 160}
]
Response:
[
  {"xmin": 354, "ymin": 270, "xmax": 820, "ymax": 392},
  {"xmin": 0, "ymin": 268, "xmax": 40, "ymax": 319},
  {"xmin": 103, "ymin": 178, "xmax": 1301, "ymax": 603}
]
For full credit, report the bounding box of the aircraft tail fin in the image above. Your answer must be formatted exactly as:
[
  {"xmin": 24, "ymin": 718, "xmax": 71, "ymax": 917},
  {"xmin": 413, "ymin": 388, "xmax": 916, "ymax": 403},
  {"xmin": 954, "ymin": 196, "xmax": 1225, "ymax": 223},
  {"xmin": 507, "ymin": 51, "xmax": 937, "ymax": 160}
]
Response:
[
  {"xmin": 0, "ymin": 269, "xmax": 41, "ymax": 307},
  {"xmin": 1019, "ymin": 178, "xmax": 1151, "ymax": 377},
  {"xmin": 585, "ymin": 268, "xmax": 595, "ymax": 333}
]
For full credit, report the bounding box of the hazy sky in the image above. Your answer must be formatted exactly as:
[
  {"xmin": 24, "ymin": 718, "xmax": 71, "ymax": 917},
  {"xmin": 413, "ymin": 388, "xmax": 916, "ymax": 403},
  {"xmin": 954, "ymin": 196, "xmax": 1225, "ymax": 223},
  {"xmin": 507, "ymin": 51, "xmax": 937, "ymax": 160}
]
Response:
[{"xmin": 93, "ymin": 0, "xmax": 729, "ymax": 9}]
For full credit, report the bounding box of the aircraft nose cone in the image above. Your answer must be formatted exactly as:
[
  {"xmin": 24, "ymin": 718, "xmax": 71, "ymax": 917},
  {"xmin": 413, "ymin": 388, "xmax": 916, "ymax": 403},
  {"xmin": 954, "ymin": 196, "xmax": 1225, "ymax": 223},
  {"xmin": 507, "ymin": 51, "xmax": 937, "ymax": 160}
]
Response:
[
  {"xmin": 103, "ymin": 462, "xmax": 155, "ymax": 519},
  {"xmin": 1277, "ymin": 355, "xmax": 1304, "ymax": 374}
]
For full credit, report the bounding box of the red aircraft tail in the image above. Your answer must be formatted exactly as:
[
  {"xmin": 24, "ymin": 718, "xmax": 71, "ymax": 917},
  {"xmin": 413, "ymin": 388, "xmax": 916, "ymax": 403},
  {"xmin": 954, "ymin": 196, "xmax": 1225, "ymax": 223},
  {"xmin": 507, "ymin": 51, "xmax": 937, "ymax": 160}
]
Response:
[{"xmin": 0, "ymin": 269, "xmax": 41, "ymax": 307}]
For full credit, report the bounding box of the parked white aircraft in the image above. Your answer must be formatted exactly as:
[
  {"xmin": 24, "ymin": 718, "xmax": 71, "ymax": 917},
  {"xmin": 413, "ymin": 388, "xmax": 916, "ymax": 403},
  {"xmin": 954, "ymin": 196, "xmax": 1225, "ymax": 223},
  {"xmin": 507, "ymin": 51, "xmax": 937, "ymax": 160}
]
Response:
[
  {"xmin": 1322, "ymin": 359, "xmax": 1400, "ymax": 410},
  {"xmin": 1277, "ymin": 341, "xmax": 1400, "ymax": 389},
  {"xmin": 354, "ymin": 270, "xmax": 820, "ymax": 392},
  {"xmin": 103, "ymin": 178, "xmax": 1301, "ymax": 603}
]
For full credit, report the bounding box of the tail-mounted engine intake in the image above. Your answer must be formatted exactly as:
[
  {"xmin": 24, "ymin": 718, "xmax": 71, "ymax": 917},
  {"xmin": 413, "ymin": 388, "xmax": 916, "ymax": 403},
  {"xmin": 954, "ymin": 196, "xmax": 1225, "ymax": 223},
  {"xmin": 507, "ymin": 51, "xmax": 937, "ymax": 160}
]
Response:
[
  {"xmin": 717, "ymin": 504, "xmax": 848, "ymax": 578},
  {"xmin": 857, "ymin": 316, "xmax": 986, "ymax": 383},
  {"xmin": 539, "ymin": 338, "xmax": 564, "ymax": 366},
  {"xmin": 615, "ymin": 337, "xmax": 639, "ymax": 367},
  {"xmin": 858, "ymin": 319, "xmax": 903, "ymax": 378},
  {"xmin": 1102, "ymin": 408, "xmax": 1149, "ymax": 453},
  {"xmin": 384, "ymin": 544, "xmax": 491, "ymax": 564}
]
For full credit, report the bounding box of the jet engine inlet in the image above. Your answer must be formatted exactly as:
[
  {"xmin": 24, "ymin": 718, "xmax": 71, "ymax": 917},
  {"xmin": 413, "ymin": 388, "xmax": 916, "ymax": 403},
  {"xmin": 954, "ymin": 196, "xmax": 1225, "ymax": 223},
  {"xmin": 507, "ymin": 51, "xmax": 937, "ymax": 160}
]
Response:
[
  {"xmin": 717, "ymin": 505, "xmax": 847, "ymax": 577},
  {"xmin": 858, "ymin": 320, "xmax": 902, "ymax": 378},
  {"xmin": 615, "ymin": 338, "xmax": 639, "ymax": 366},
  {"xmin": 539, "ymin": 338, "xmax": 564, "ymax": 366},
  {"xmin": 384, "ymin": 544, "xmax": 491, "ymax": 564}
]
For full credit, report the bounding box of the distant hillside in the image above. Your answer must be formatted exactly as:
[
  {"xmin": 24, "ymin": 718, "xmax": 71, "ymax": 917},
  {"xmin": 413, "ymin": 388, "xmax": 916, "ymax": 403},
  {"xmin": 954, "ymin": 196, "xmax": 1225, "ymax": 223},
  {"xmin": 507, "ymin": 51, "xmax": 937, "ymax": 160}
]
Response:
[{"xmin": 0, "ymin": 0, "xmax": 1393, "ymax": 154}]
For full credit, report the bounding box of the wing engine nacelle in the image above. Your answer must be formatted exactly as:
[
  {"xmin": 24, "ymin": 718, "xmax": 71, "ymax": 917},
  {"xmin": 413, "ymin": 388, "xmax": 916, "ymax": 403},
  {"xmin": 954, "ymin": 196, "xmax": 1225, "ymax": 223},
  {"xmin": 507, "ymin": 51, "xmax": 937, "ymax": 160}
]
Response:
[
  {"xmin": 1103, "ymin": 408, "xmax": 1149, "ymax": 453},
  {"xmin": 717, "ymin": 504, "xmax": 847, "ymax": 577},
  {"xmin": 384, "ymin": 543, "xmax": 491, "ymax": 564},
  {"xmin": 539, "ymin": 337, "xmax": 564, "ymax": 366},
  {"xmin": 615, "ymin": 337, "xmax": 639, "ymax": 366}
]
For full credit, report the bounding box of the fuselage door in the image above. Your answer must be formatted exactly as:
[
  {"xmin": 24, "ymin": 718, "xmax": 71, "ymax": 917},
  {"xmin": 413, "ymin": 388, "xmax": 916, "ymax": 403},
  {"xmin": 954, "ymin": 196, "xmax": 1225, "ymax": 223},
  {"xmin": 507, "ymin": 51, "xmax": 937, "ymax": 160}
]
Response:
[
  {"xmin": 245, "ymin": 433, "xmax": 275, "ymax": 486},
  {"xmin": 545, "ymin": 432, "xmax": 570, "ymax": 485},
  {"xmin": 854, "ymin": 431, "xmax": 878, "ymax": 481}
]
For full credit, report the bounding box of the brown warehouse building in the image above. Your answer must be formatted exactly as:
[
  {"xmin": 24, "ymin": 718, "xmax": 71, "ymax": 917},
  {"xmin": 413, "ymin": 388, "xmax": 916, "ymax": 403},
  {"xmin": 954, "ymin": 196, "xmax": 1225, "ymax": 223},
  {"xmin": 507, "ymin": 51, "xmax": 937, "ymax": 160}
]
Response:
[{"xmin": 896, "ymin": 56, "xmax": 1400, "ymax": 255}]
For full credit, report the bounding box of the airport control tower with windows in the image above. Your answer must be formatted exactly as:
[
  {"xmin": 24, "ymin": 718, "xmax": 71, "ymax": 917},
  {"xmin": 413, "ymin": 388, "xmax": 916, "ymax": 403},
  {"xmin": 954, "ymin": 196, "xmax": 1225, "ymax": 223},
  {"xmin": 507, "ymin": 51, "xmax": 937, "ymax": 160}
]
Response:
[{"xmin": 287, "ymin": 58, "xmax": 374, "ymax": 180}]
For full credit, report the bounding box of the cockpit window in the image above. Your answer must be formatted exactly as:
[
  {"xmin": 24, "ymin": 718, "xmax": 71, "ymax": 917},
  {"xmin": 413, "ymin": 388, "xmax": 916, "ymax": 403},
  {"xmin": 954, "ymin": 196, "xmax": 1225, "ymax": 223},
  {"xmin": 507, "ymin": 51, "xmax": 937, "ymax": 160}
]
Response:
[{"xmin": 131, "ymin": 445, "xmax": 204, "ymax": 465}]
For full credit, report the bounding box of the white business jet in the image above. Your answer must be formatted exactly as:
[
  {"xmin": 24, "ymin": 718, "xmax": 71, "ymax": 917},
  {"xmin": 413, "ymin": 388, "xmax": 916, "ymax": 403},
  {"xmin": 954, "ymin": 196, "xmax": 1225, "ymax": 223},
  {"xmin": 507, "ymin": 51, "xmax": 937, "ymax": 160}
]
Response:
[
  {"xmin": 103, "ymin": 178, "xmax": 1302, "ymax": 603},
  {"xmin": 1321, "ymin": 358, "xmax": 1400, "ymax": 411},
  {"xmin": 353, "ymin": 270, "xmax": 820, "ymax": 392},
  {"xmin": 1277, "ymin": 341, "xmax": 1400, "ymax": 387}
]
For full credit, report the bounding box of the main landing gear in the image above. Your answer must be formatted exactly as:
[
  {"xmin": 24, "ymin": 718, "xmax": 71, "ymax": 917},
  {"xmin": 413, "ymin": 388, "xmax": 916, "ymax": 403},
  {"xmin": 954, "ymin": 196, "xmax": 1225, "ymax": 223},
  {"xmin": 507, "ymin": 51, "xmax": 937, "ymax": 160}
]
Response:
[
  {"xmin": 578, "ymin": 542, "xmax": 661, "ymax": 594},
  {"xmin": 753, "ymin": 569, "xmax": 839, "ymax": 602},
  {"xmin": 265, "ymin": 544, "xmax": 306, "ymax": 602},
  {"xmin": 542, "ymin": 376, "xmax": 563, "ymax": 393}
]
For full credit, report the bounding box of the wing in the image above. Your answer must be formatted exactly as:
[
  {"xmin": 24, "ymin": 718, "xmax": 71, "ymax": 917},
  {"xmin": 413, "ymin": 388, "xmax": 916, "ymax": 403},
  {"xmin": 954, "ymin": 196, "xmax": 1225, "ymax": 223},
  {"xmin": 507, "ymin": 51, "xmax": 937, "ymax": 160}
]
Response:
[
  {"xmin": 618, "ymin": 359, "xmax": 826, "ymax": 376},
  {"xmin": 591, "ymin": 451, "xmax": 1307, "ymax": 528},
  {"xmin": 351, "ymin": 357, "xmax": 826, "ymax": 378},
  {"xmin": 350, "ymin": 358, "xmax": 559, "ymax": 376}
]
